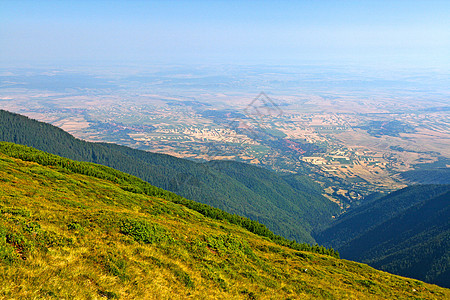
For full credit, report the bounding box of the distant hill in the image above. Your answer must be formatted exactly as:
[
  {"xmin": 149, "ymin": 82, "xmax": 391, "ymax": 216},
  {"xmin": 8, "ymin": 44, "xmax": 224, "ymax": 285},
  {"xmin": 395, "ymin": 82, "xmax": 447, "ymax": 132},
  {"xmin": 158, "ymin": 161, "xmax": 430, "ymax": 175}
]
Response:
[
  {"xmin": 1, "ymin": 143, "xmax": 448, "ymax": 298},
  {"xmin": 0, "ymin": 109, "xmax": 339, "ymax": 243},
  {"xmin": 316, "ymin": 184, "xmax": 450, "ymax": 287}
]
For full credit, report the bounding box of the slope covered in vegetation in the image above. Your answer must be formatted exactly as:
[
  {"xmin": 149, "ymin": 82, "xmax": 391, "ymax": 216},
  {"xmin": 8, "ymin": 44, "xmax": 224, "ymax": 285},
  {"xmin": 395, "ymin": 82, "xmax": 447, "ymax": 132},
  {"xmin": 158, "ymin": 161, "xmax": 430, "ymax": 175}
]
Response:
[
  {"xmin": 0, "ymin": 109, "xmax": 339, "ymax": 243},
  {"xmin": 316, "ymin": 185, "xmax": 450, "ymax": 287},
  {"xmin": 340, "ymin": 190, "xmax": 450, "ymax": 288},
  {"xmin": 0, "ymin": 142, "xmax": 336, "ymax": 256},
  {"xmin": 0, "ymin": 144, "xmax": 448, "ymax": 299},
  {"xmin": 315, "ymin": 185, "xmax": 450, "ymax": 248}
]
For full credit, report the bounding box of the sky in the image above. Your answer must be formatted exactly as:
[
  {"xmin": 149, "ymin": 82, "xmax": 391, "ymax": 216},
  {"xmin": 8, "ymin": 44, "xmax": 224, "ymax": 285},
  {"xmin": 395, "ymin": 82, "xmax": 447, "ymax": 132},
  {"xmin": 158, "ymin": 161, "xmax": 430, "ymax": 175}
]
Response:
[{"xmin": 1, "ymin": 0, "xmax": 449, "ymax": 69}]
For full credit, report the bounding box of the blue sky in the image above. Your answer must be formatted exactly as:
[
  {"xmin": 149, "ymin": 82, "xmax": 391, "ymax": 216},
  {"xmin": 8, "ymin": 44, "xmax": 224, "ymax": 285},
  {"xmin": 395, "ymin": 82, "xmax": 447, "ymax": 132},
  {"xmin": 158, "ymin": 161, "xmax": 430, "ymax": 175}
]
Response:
[{"xmin": 1, "ymin": 0, "xmax": 449, "ymax": 68}]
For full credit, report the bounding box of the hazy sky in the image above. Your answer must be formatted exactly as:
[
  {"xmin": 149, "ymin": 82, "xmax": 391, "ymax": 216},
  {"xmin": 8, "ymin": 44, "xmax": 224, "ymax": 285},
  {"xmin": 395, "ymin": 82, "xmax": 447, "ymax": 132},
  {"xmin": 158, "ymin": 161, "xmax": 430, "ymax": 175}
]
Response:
[{"xmin": 1, "ymin": 0, "xmax": 449, "ymax": 69}]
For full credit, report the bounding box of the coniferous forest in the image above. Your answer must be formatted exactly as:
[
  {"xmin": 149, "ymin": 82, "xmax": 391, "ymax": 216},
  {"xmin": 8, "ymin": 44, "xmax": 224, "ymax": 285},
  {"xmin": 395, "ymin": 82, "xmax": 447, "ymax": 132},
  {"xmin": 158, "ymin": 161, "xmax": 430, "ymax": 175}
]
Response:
[{"xmin": 316, "ymin": 184, "xmax": 450, "ymax": 287}]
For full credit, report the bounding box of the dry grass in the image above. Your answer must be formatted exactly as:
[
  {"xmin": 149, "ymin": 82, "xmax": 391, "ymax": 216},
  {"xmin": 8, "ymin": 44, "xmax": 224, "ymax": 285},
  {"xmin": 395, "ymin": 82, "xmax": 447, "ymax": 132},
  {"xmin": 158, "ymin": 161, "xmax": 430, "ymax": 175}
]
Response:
[{"xmin": 0, "ymin": 153, "xmax": 448, "ymax": 299}]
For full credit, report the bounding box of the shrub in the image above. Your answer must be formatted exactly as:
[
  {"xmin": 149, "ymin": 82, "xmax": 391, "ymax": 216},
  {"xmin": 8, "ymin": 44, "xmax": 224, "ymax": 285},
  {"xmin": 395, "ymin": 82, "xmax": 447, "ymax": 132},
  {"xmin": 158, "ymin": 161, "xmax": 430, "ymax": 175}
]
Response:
[
  {"xmin": 119, "ymin": 219, "xmax": 171, "ymax": 244},
  {"xmin": 1, "ymin": 207, "xmax": 31, "ymax": 218}
]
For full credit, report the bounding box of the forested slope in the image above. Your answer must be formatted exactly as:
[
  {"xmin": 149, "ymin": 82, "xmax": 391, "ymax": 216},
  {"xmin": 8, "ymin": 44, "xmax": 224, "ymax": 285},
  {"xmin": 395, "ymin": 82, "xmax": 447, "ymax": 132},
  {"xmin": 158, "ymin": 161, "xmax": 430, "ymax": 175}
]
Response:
[
  {"xmin": 315, "ymin": 185, "xmax": 450, "ymax": 287},
  {"xmin": 315, "ymin": 185, "xmax": 450, "ymax": 248}
]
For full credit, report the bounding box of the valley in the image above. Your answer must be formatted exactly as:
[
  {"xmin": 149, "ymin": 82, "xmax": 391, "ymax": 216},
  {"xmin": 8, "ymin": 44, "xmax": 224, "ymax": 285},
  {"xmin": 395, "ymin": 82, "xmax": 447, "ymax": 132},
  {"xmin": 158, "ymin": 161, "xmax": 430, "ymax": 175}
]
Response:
[{"xmin": 1, "ymin": 66, "xmax": 449, "ymax": 208}]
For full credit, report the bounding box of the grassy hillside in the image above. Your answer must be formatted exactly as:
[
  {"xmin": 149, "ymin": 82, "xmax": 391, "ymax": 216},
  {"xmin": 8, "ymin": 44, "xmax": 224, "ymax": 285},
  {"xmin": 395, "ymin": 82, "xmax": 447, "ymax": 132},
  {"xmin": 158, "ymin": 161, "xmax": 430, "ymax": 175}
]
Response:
[
  {"xmin": 315, "ymin": 185, "xmax": 450, "ymax": 287},
  {"xmin": 0, "ymin": 141, "xmax": 336, "ymax": 257},
  {"xmin": 0, "ymin": 145, "xmax": 449, "ymax": 299},
  {"xmin": 0, "ymin": 109, "xmax": 339, "ymax": 243}
]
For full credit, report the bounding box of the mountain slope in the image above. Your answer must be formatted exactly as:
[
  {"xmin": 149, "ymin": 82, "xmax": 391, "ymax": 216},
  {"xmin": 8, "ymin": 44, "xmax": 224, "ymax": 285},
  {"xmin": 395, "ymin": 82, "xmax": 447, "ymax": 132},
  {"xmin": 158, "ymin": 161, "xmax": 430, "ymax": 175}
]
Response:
[
  {"xmin": 316, "ymin": 185, "xmax": 450, "ymax": 287},
  {"xmin": 315, "ymin": 185, "xmax": 450, "ymax": 248},
  {"xmin": 341, "ymin": 191, "xmax": 450, "ymax": 287},
  {"xmin": 0, "ymin": 109, "xmax": 339, "ymax": 243},
  {"xmin": 206, "ymin": 161, "xmax": 334, "ymax": 233},
  {"xmin": 1, "ymin": 144, "xmax": 448, "ymax": 299}
]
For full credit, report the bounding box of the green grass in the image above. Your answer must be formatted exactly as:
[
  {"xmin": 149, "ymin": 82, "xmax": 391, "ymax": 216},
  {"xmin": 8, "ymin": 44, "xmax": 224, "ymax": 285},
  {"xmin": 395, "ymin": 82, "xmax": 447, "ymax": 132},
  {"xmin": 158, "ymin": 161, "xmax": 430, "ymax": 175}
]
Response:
[
  {"xmin": 0, "ymin": 148, "xmax": 449, "ymax": 299},
  {"xmin": 0, "ymin": 141, "xmax": 339, "ymax": 257}
]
